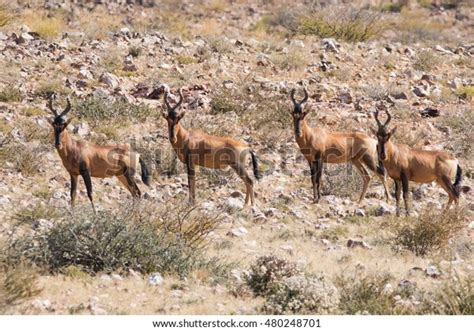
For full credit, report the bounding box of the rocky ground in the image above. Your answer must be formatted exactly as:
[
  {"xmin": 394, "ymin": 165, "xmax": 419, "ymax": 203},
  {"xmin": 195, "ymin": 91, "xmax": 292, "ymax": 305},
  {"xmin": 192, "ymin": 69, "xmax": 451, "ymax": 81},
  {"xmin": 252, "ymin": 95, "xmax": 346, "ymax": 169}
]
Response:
[{"xmin": 0, "ymin": 0, "xmax": 473, "ymax": 315}]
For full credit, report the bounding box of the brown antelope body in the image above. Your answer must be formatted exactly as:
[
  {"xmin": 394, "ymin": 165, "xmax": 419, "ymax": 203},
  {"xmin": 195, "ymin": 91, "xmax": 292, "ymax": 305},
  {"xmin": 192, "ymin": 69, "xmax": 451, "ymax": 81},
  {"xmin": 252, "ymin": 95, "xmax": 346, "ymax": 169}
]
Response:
[
  {"xmin": 373, "ymin": 107, "xmax": 470, "ymax": 216},
  {"xmin": 290, "ymin": 88, "xmax": 390, "ymax": 203},
  {"xmin": 160, "ymin": 86, "xmax": 261, "ymax": 206},
  {"xmin": 47, "ymin": 94, "xmax": 151, "ymax": 212}
]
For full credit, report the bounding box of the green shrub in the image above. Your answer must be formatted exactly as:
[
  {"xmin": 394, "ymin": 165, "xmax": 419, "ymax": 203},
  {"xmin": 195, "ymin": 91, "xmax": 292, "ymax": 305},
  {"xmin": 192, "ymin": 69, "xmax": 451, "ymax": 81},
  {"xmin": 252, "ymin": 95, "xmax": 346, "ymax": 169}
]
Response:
[
  {"xmin": 210, "ymin": 89, "xmax": 244, "ymax": 115},
  {"xmin": 176, "ymin": 55, "xmax": 198, "ymax": 65},
  {"xmin": 6, "ymin": 203, "xmax": 220, "ymax": 276},
  {"xmin": 454, "ymin": 86, "xmax": 474, "ymax": 100},
  {"xmin": 0, "ymin": 86, "xmax": 22, "ymax": 102},
  {"xmin": 336, "ymin": 272, "xmax": 405, "ymax": 314},
  {"xmin": 128, "ymin": 46, "xmax": 142, "ymax": 58},
  {"xmin": 299, "ymin": 9, "xmax": 386, "ymax": 42},
  {"xmin": 262, "ymin": 275, "xmax": 340, "ymax": 314},
  {"xmin": 392, "ymin": 209, "xmax": 466, "ymax": 256},
  {"xmin": 413, "ymin": 49, "xmax": 440, "ymax": 72},
  {"xmin": 245, "ymin": 255, "xmax": 300, "ymax": 296},
  {"xmin": 73, "ymin": 95, "xmax": 152, "ymax": 127},
  {"xmin": 0, "ymin": 142, "xmax": 46, "ymax": 176}
]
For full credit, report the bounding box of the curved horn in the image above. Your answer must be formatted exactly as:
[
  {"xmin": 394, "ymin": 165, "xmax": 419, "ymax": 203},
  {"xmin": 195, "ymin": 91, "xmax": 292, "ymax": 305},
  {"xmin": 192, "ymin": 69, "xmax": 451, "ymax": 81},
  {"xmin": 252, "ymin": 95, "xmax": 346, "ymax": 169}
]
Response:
[
  {"xmin": 163, "ymin": 91, "xmax": 172, "ymax": 111},
  {"xmin": 374, "ymin": 108, "xmax": 382, "ymax": 128},
  {"xmin": 300, "ymin": 88, "xmax": 308, "ymax": 104},
  {"xmin": 47, "ymin": 93, "xmax": 58, "ymax": 116},
  {"xmin": 171, "ymin": 88, "xmax": 184, "ymax": 112},
  {"xmin": 290, "ymin": 88, "xmax": 297, "ymax": 106},
  {"xmin": 60, "ymin": 97, "xmax": 72, "ymax": 117},
  {"xmin": 384, "ymin": 109, "xmax": 392, "ymax": 127}
]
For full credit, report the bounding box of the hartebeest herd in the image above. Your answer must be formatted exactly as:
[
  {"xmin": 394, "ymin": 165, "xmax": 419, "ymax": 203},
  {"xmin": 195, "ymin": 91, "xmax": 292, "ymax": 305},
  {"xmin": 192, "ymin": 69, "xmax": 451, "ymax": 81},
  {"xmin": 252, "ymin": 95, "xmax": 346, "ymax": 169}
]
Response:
[{"xmin": 46, "ymin": 86, "xmax": 470, "ymax": 216}]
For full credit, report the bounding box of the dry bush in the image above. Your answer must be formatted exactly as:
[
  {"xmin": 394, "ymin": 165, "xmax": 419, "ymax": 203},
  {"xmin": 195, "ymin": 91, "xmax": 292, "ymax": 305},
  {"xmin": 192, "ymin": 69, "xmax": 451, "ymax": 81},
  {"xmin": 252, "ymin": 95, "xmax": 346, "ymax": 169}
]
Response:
[
  {"xmin": 14, "ymin": 202, "xmax": 58, "ymax": 226},
  {"xmin": 245, "ymin": 255, "xmax": 301, "ymax": 296},
  {"xmin": 394, "ymin": 8, "xmax": 450, "ymax": 44},
  {"xmin": 262, "ymin": 275, "xmax": 340, "ymax": 314},
  {"xmin": 438, "ymin": 107, "xmax": 473, "ymax": 159},
  {"xmin": 34, "ymin": 79, "xmax": 71, "ymax": 99},
  {"xmin": 6, "ymin": 202, "xmax": 222, "ymax": 277},
  {"xmin": 321, "ymin": 163, "xmax": 363, "ymax": 200},
  {"xmin": 423, "ymin": 275, "xmax": 474, "ymax": 315},
  {"xmin": 210, "ymin": 88, "xmax": 244, "ymax": 115},
  {"xmin": 391, "ymin": 209, "xmax": 467, "ymax": 256},
  {"xmin": 0, "ymin": 141, "xmax": 46, "ymax": 176},
  {"xmin": 270, "ymin": 51, "xmax": 307, "ymax": 71},
  {"xmin": 0, "ymin": 3, "xmax": 13, "ymax": 27},
  {"xmin": 454, "ymin": 86, "xmax": 474, "ymax": 100},
  {"xmin": 336, "ymin": 272, "xmax": 410, "ymax": 314},
  {"xmin": 73, "ymin": 95, "xmax": 152, "ymax": 128},
  {"xmin": 298, "ymin": 8, "xmax": 386, "ymax": 42},
  {"xmin": 22, "ymin": 11, "xmax": 65, "ymax": 39},
  {"xmin": 0, "ymin": 86, "xmax": 23, "ymax": 102},
  {"xmin": 0, "ymin": 262, "xmax": 42, "ymax": 313},
  {"xmin": 413, "ymin": 49, "xmax": 440, "ymax": 72}
]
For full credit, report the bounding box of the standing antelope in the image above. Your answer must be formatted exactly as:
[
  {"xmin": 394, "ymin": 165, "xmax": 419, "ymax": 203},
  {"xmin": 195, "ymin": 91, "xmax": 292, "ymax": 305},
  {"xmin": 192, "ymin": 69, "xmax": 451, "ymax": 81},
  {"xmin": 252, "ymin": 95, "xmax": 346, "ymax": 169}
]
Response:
[
  {"xmin": 289, "ymin": 88, "xmax": 390, "ymax": 203},
  {"xmin": 372, "ymin": 106, "xmax": 470, "ymax": 216},
  {"xmin": 160, "ymin": 86, "xmax": 261, "ymax": 206},
  {"xmin": 47, "ymin": 94, "xmax": 151, "ymax": 212}
]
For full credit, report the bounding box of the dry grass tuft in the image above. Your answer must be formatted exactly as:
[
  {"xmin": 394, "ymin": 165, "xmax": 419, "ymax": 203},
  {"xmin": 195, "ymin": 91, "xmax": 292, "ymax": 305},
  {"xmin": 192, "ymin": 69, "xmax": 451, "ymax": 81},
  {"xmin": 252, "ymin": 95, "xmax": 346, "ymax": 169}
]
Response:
[
  {"xmin": 22, "ymin": 12, "xmax": 65, "ymax": 39},
  {"xmin": 0, "ymin": 3, "xmax": 13, "ymax": 27}
]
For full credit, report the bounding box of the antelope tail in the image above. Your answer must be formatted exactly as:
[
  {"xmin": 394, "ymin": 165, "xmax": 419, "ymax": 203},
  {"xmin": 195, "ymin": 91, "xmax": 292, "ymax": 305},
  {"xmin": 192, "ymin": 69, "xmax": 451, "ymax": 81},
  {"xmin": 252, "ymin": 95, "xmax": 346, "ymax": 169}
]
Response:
[
  {"xmin": 139, "ymin": 157, "xmax": 151, "ymax": 186},
  {"xmin": 453, "ymin": 165, "xmax": 470, "ymax": 197},
  {"xmin": 250, "ymin": 150, "xmax": 262, "ymax": 180}
]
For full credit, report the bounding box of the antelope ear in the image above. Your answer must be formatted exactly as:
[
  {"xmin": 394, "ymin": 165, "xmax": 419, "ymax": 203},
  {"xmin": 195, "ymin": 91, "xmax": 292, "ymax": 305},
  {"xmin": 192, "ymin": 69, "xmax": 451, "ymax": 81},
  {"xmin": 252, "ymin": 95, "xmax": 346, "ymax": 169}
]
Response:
[
  {"xmin": 65, "ymin": 118, "xmax": 73, "ymax": 128},
  {"xmin": 370, "ymin": 127, "xmax": 377, "ymax": 136},
  {"xmin": 389, "ymin": 126, "xmax": 397, "ymax": 137},
  {"xmin": 161, "ymin": 109, "xmax": 168, "ymax": 119},
  {"xmin": 177, "ymin": 110, "xmax": 186, "ymax": 121},
  {"xmin": 48, "ymin": 117, "xmax": 54, "ymax": 126}
]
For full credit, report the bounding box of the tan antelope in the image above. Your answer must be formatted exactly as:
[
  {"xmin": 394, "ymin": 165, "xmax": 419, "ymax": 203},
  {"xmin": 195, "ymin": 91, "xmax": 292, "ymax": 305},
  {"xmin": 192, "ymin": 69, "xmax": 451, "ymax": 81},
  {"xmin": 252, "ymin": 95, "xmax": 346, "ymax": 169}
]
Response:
[
  {"xmin": 47, "ymin": 94, "xmax": 151, "ymax": 212},
  {"xmin": 160, "ymin": 86, "xmax": 261, "ymax": 206},
  {"xmin": 373, "ymin": 106, "xmax": 470, "ymax": 216},
  {"xmin": 290, "ymin": 88, "xmax": 390, "ymax": 203}
]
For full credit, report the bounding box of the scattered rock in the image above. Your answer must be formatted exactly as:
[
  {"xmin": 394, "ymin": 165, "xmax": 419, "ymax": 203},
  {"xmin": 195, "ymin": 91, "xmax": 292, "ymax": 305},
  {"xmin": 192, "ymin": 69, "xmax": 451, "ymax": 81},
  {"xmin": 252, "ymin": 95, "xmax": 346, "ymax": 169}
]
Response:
[
  {"xmin": 354, "ymin": 208, "xmax": 365, "ymax": 217},
  {"xmin": 99, "ymin": 72, "xmax": 120, "ymax": 89},
  {"xmin": 227, "ymin": 227, "xmax": 248, "ymax": 238},
  {"xmin": 226, "ymin": 197, "xmax": 244, "ymax": 210},
  {"xmin": 321, "ymin": 38, "xmax": 340, "ymax": 53},
  {"xmin": 148, "ymin": 272, "xmax": 164, "ymax": 286},
  {"xmin": 347, "ymin": 239, "xmax": 372, "ymax": 250},
  {"xmin": 425, "ymin": 265, "xmax": 441, "ymax": 278},
  {"xmin": 420, "ymin": 107, "xmax": 440, "ymax": 118}
]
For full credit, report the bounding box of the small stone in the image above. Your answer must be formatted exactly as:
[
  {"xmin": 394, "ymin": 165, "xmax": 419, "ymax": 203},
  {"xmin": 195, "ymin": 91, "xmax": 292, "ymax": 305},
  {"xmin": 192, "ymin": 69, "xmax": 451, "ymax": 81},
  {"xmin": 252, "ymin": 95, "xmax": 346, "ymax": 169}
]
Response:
[
  {"xmin": 226, "ymin": 197, "xmax": 244, "ymax": 210},
  {"xmin": 227, "ymin": 227, "xmax": 248, "ymax": 238},
  {"xmin": 354, "ymin": 208, "xmax": 365, "ymax": 217},
  {"xmin": 321, "ymin": 38, "xmax": 340, "ymax": 53},
  {"xmin": 111, "ymin": 273, "xmax": 123, "ymax": 281},
  {"xmin": 347, "ymin": 239, "xmax": 372, "ymax": 250},
  {"xmin": 420, "ymin": 107, "xmax": 440, "ymax": 118},
  {"xmin": 99, "ymin": 72, "xmax": 120, "ymax": 89},
  {"xmin": 425, "ymin": 265, "xmax": 441, "ymax": 278},
  {"xmin": 148, "ymin": 272, "xmax": 164, "ymax": 286}
]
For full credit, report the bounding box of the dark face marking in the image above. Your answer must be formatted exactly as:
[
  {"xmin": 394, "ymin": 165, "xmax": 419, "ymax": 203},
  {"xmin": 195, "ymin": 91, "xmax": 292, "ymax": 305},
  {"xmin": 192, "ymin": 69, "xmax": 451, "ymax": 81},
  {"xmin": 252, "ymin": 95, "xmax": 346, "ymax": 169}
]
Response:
[
  {"xmin": 166, "ymin": 111, "xmax": 183, "ymax": 144},
  {"xmin": 376, "ymin": 129, "xmax": 390, "ymax": 161},
  {"xmin": 51, "ymin": 116, "xmax": 68, "ymax": 148},
  {"xmin": 292, "ymin": 108, "xmax": 306, "ymax": 138}
]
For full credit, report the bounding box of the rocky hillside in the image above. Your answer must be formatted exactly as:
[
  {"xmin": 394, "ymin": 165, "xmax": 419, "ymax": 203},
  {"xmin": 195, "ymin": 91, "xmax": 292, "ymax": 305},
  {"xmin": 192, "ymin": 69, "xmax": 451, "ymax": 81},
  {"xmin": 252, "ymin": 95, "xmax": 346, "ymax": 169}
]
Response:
[{"xmin": 0, "ymin": 0, "xmax": 473, "ymax": 315}]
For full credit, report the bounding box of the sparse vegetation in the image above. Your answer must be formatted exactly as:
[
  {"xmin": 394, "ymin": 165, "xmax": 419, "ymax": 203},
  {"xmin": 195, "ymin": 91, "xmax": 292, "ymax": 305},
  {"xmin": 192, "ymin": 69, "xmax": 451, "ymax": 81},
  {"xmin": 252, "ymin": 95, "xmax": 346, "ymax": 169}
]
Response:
[
  {"xmin": 413, "ymin": 49, "xmax": 440, "ymax": 72},
  {"xmin": 262, "ymin": 275, "xmax": 340, "ymax": 314},
  {"xmin": 22, "ymin": 12, "xmax": 65, "ymax": 39},
  {"xmin": 391, "ymin": 209, "xmax": 466, "ymax": 256},
  {"xmin": 454, "ymin": 86, "xmax": 474, "ymax": 100},
  {"xmin": 299, "ymin": 9, "xmax": 386, "ymax": 42},
  {"xmin": 245, "ymin": 255, "xmax": 300, "ymax": 296},
  {"xmin": 0, "ymin": 262, "xmax": 42, "ymax": 313},
  {"xmin": 6, "ymin": 203, "xmax": 221, "ymax": 277},
  {"xmin": 0, "ymin": 86, "xmax": 23, "ymax": 102},
  {"xmin": 73, "ymin": 95, "xmax": 152, "ymax": 128},
  {"xmin": 0, "ymin": 3, "xmax": 12, "ymax": 27},
  {"xmin": 0, "ymin": 141, "xmax": 46, "ymax": 176}
]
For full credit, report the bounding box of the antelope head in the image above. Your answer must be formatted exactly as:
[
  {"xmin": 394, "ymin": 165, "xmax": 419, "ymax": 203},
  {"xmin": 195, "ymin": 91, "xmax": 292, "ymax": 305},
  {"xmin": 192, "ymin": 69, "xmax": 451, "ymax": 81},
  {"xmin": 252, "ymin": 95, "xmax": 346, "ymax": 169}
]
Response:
[
  {"xmin": 290, "ymin": 88, "xmax": 310, "ymax": 138},
  {"xmin": 47, "ymin": 93, "xmax": 72, "ymax": 149},
  {"xmin": 372, "ymin": 103, "xmax": 396, "ymax": 161},
  {"xmin": 161, "ymin": 87, "xmax": 185, "ymax": 144}
]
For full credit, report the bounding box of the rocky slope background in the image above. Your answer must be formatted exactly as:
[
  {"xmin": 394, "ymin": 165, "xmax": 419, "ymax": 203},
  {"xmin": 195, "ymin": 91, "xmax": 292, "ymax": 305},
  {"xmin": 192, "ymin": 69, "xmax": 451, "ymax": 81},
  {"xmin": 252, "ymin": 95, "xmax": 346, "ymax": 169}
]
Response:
[{"xmin": 0, "ymin": 0, "xmax": 473, "ymax": 314}]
